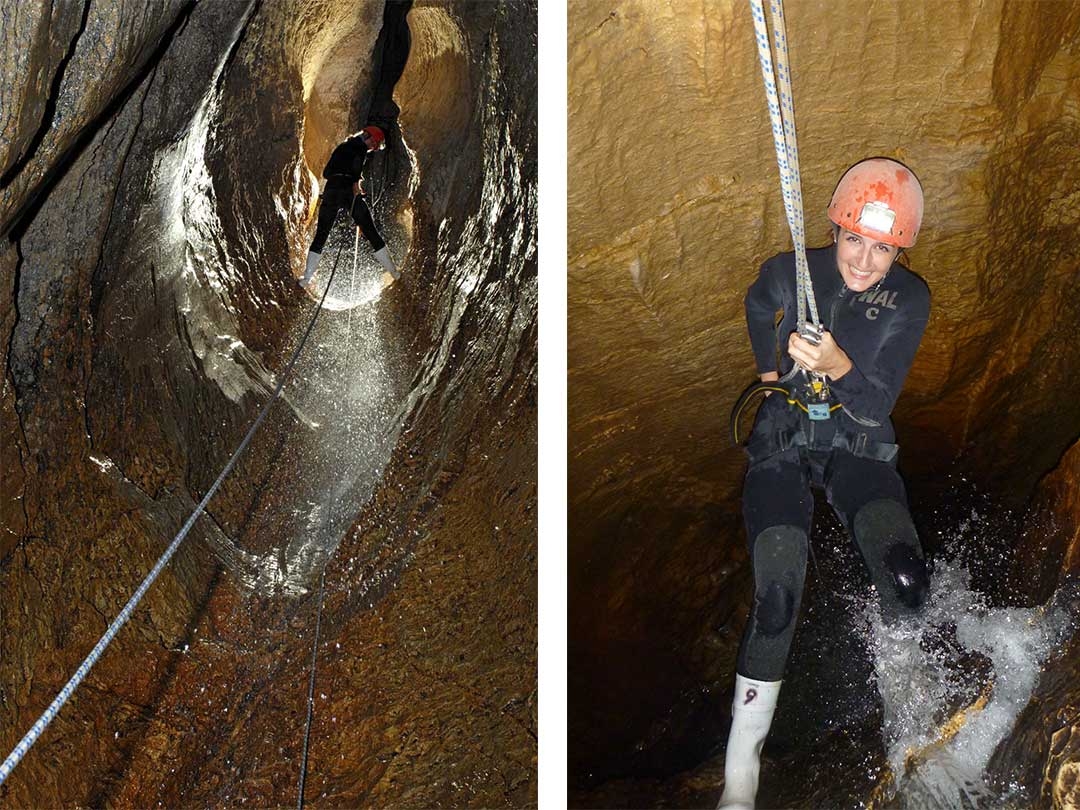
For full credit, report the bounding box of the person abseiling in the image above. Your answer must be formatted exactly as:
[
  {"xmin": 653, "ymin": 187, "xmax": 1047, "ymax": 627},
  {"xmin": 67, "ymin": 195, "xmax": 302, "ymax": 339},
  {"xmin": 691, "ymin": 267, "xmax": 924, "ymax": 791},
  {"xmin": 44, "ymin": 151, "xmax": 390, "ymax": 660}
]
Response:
[
  {"xmin": 718, "ymin": 157, "xmax": 931, "ymax": 810},
  {"xmin": 301, "ymin": 124, "xmax": 400, "ymax": 288}
]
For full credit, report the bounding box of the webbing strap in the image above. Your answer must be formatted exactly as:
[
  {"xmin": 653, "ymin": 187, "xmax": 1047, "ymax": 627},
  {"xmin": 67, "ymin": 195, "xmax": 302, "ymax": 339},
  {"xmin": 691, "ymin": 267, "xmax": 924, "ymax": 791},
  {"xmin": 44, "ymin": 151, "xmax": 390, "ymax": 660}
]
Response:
[
  {"xmin": 749, "ymin": 0, "xmax": 819, "ymax": 329},
  {"xmin": 0, "ymin": 246, "xmax": 345, "ymax": 787}
]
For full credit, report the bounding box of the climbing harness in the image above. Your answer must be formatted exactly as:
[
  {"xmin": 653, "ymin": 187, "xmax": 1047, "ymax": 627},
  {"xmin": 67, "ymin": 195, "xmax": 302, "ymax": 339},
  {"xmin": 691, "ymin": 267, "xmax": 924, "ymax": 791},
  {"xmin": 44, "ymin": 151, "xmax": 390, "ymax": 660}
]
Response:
[
  {"xmin": 0, "ymin": 244, "xmax": 347, "ymax": 788},
  {"xmin": 729, "ymin": 381, "xmax": 843, "ymax": 446},
  {"xmin": 734, "ymin": 0, "xmax": 835, "ymax": 444}
]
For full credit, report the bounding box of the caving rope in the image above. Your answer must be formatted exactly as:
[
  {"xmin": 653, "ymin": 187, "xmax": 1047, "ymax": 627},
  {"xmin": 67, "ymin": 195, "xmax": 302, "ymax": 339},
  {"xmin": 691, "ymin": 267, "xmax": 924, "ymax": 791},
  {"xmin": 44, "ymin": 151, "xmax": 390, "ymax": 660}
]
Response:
[
  {"xmin": 365, "ymin": 135, "xmax": 390, "ymax": 212},
  {"xmin": 297, "ymin": 228, "xmax": 363, "ymax": 809},
  {"xmin": 737, "ymin": 0, "xmax": 849, "ymax": 599},
  {"xmin": 297, "ymin": 563, "xmax": 328, "ymax": 810},
  {"xmin": 365, "ymin": 164, "xmax": 388, "ymax": 213},
  {"xmin": 0, "ymin": 244, "xmax": 347, "ymax": 788},
  {"xmin": 731, "ymin": 0, "xmax": 839, "ymax": 445}
]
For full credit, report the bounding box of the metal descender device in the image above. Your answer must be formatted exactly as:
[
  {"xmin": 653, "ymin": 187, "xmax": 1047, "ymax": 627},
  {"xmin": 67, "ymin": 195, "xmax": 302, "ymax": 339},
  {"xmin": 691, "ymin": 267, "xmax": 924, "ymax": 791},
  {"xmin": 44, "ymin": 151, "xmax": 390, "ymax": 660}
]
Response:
[{"xmin": 797, "ymin": 322, "xmax": 832, "ymax": 421}]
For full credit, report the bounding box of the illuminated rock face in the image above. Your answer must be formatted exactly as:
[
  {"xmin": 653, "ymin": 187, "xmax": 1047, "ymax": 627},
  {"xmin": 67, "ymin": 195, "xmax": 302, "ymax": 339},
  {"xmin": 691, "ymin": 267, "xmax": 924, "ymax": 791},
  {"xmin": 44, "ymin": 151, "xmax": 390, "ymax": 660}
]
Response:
[
  {"xmin": 569, "ymin": 0, "xmax": 1080, "ymax": 797},
  {"xmin": 1, "ymin": 1, "xmax": 536, "ymax": 806},
  {"xmin": 993, "ymin": 439, "xmax": 1080, "ymax": 809}
]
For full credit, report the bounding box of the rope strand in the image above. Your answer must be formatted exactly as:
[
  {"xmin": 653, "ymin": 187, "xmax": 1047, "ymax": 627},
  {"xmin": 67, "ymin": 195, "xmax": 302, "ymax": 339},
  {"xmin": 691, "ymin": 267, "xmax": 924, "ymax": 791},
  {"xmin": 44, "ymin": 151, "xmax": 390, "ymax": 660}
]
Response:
[
  {"xmin": 749, "ymin": 0, "xmax": 819, "ymax": 328},
  {"xmin": 0, "ymin": 244, "xmax": 345, "ymax": 787},
  {"xmin": 297, "ymin": 563, "xmax": 328, "ymax": 810}
]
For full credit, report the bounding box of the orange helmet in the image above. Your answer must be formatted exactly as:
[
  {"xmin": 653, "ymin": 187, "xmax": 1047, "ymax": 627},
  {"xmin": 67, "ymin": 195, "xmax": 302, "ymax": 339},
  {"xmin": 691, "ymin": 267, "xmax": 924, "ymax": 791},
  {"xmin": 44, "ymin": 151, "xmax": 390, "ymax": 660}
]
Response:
[
  {"xmin": 828, "ymin": 158, "xmax": 924, "ymax": 248},
  {"xmin": 360, "ymin": 125, "xmax": 386, "ymax": 151}
]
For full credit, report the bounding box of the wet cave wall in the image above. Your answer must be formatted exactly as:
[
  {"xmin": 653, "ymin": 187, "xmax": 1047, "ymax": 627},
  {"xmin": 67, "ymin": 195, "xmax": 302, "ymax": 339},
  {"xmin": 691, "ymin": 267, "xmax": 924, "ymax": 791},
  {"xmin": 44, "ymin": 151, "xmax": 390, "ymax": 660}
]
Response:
[
  {"xmin": 568, "ymin": 0, "xmax": 1080, "ymax": 803},
  {"xmin": 1, "ymin": 0, "xmax": 536, "ymax": 807}
]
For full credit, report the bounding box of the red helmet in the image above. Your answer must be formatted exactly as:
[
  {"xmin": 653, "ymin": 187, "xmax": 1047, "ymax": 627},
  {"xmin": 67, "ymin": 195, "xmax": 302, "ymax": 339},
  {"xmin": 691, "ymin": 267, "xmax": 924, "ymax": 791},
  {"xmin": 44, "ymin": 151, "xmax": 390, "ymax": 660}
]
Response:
[
  {"xmin": 828, "ymin": 158, "xmax": 924, "ymax": 248},
  {"xmin": 360, "ymin": 125, "xmax": 386, "ymax": 151}
]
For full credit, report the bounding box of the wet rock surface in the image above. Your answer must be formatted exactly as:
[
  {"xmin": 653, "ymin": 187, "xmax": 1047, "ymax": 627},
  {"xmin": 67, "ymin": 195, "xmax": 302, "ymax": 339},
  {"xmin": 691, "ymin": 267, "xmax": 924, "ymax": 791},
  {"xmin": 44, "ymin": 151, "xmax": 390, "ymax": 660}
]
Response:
[
  {"xmin": 1, "ymin": 0, "xmax": 535, "ymax": 806},
  {"xmin": 568, "ymin": 0, "xmax": 1080, "ymax": 805}
]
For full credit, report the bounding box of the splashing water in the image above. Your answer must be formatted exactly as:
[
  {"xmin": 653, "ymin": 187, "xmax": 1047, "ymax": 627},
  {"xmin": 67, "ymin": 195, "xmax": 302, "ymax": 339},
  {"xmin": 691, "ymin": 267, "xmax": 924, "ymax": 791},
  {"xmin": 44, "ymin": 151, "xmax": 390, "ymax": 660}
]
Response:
[
  {"xmin": 199, "ymin": 212, "xmax": 413, "ymax": 595},
  {"xmin": 868, "ymin": 558, "xmax": 1077, "ymax": 808},
  {"xmin": 314, "ymin": 226, "xmax": 392, "ymax": 311}
]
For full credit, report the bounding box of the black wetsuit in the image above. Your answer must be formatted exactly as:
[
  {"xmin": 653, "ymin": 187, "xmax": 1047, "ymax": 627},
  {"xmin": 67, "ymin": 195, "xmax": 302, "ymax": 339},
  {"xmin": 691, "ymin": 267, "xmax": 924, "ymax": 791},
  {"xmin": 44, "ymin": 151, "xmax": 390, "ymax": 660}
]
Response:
[
  {"xmin": 737, "ymin": 244, "xmax": 931, "ymax": 681},
  {"xmin": 309, "ymin": 135, "xmax": 385, "ymax": 253}
]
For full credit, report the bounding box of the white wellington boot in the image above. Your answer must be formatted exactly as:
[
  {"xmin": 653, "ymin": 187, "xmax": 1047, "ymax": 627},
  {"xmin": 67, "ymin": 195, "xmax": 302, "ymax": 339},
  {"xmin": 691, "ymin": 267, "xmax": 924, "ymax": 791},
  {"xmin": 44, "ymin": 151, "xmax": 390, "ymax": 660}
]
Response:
[
  {"xmin": 373, "ymin": 246, "xmax": 400, "ymax": 280},
  {"xmin": 300, "ymin": 250, "xmax": 321, "ymax": 287},
  {"xmin": 717, "ymin": 674, "xmax": 782, "ymax": 810}
]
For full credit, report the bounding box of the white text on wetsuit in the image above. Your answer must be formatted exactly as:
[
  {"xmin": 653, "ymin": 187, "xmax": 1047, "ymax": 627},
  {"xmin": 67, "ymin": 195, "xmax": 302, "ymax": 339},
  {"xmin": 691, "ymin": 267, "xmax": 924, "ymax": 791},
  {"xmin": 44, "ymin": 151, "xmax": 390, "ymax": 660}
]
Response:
[{"xmin": 855, "ymin": 289, "xmax": 899, "ymax": 320}]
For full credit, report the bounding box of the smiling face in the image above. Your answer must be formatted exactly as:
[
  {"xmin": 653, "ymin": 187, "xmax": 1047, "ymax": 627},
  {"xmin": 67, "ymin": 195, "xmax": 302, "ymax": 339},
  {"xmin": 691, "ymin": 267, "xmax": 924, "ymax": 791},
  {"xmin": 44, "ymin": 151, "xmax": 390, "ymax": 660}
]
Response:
[{"xmin": 835, "ymin": 226, "xmax": 900, "ymax": 292}]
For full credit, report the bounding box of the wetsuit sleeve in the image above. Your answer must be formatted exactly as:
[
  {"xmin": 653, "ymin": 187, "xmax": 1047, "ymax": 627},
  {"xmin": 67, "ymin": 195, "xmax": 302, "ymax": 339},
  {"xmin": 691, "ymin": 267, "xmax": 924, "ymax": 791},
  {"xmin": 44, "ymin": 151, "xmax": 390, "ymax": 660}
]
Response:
[
  {"xmin": 744, "ymin": 257, "xmax": 788, "ymax": 374},
  {"xmin": 347, "ymin": 143, "xmax": 368, "ymax": 179},
  {"xmin": 321, "ymin": 143, "xmax": 343, "ymax": 179},
  {"xmin": 829, "ymin": 280, "xmax": 930, "ymax": 425}
]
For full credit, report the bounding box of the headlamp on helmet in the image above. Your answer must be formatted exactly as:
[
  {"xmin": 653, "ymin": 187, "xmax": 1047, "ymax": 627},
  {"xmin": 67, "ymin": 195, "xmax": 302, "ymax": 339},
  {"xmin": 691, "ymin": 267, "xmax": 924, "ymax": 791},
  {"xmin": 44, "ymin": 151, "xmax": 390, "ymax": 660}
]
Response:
[{"xmin": 856, "ymin": 201, "xmax": 897, "ymax": 235}]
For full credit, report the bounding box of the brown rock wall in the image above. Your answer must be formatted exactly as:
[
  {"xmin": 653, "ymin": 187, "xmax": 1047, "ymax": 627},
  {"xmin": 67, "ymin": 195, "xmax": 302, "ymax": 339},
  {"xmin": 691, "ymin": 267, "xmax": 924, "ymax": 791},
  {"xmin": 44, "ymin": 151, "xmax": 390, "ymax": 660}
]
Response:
[
  {"xmin": 978, "ymin": 425, "xmax": 1080, "ymax": 805},
  {"xmin": 0, "ymin": 2, "xmax": 191, "ymax": 237},
  {"xmin": 0, "ymin": 1, "xmax": 82, "ymax": 180},
  {"xmin": 1016, "ymin": 439, "xmax": 1080, "ymax": 602},
  {"xmin": 1, "ymin": 243, "xmax": 28, "ymax": 557},
  {"xmin": 987, "ymin": 617, "xmax": 1080, "ymax": 810}
]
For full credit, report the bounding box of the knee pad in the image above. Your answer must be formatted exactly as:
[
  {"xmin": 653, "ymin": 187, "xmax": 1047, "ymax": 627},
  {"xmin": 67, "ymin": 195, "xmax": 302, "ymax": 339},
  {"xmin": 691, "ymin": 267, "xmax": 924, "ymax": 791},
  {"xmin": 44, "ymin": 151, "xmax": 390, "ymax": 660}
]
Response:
[
  {"xmin": 885, "ymin": 543, "xmax": 929, "ymax": 611},
  {"xmin": 853, "ymin": 499, "xmax": 929, "ymax": 617},
  {"xmin": 755, "ymin": 581, "xmax": 795, "ymax": 636},
  {"xmin": 751, "ymin": 525, "xmax": 808, "ymax": 636},
  {"xmin": 737, "ymin": 525, "xmax": 808, "ymax": 680}
]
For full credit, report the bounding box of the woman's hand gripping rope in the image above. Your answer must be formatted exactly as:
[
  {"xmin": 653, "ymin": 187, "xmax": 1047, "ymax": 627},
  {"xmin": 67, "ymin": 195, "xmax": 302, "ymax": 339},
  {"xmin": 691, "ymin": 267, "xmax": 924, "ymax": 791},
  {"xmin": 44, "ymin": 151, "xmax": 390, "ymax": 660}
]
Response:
[{"xmin": 787, "ymin": 329, "xmax": 853, "ymax": 381}]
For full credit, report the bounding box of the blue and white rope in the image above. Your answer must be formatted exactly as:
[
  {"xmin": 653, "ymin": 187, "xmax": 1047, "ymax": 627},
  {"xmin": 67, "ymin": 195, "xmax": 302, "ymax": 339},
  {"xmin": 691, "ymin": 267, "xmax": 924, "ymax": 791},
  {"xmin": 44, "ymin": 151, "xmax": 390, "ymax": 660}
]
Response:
[
  {"xmin": 0, "ymin": 245, "xmax": 345, "ymax": 786},
  {"xmin": 749, "ymin": 0, "xmax": 819, "ymax": 329}
]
